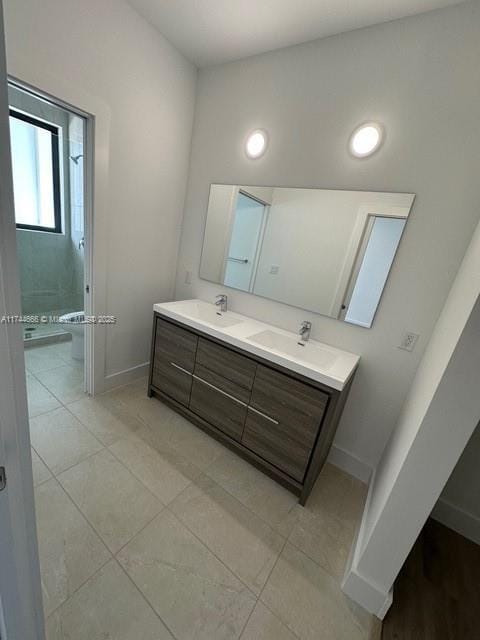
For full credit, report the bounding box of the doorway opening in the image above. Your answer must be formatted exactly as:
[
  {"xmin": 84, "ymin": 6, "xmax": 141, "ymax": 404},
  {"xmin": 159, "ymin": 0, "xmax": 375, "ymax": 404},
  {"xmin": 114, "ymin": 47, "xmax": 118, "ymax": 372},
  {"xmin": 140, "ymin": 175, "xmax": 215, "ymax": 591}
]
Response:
[
  {"xmin": 223, "ymin": 191, "xmax": 268, "ymax": 291},
  {"xmin": 341, "ymin": 215, "xmax": 407, "ymax": 327},
  {"xmin": 7, "ymin": 81, "xmax": 92, "ymax": 400}
]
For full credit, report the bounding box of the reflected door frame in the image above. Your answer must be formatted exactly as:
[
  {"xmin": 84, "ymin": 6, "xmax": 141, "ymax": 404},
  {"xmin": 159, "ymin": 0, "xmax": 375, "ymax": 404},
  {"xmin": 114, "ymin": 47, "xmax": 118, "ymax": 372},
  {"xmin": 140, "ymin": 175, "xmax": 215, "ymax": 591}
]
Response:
[
  {"xmin": 221, "ymin": 187, "xmax": 270, "ymax": 292},
  {"xmin": 338, "ymin": 205, "xmax": 409, "ymax": 326}
]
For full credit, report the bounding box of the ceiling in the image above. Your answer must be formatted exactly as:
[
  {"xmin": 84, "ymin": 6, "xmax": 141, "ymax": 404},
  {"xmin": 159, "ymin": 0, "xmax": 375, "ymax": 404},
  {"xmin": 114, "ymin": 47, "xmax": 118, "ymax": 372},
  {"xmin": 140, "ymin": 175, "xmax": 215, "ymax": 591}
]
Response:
[{"xmin": 126, "ymin": 0, "xmax": 464, "ymax": 67}]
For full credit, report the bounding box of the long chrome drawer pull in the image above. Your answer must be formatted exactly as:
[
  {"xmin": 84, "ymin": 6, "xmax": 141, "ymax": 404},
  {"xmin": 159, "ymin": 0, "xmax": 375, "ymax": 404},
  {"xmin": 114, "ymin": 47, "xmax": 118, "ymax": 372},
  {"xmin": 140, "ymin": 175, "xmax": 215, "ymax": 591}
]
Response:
[
  {"xmin": 193, "ymin": 374, "xmax": 247, "ymax": 406},
  {"xmin": 247, "ymin": 405, "xmax": 279, "ymax": 425},
  {"xmin": 170, "ymin": 362, "xmax": 192, "ymax": 376}
]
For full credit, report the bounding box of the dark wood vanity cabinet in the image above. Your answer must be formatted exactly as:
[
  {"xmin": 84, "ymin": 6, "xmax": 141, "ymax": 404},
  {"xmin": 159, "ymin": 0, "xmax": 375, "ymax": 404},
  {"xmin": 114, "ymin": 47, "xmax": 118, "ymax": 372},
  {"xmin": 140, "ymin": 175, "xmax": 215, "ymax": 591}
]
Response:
[{"xmin": 148, "ymin": 312, "xmax": 355, "ymax": 504}]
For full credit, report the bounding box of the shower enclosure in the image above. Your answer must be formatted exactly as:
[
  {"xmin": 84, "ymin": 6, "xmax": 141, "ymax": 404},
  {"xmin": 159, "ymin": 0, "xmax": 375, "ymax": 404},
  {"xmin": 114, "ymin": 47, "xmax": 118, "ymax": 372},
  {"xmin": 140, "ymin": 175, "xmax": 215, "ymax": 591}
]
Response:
[{"xmin": 8, "ymin": 83, "xmax": 86, "ymax": 345}]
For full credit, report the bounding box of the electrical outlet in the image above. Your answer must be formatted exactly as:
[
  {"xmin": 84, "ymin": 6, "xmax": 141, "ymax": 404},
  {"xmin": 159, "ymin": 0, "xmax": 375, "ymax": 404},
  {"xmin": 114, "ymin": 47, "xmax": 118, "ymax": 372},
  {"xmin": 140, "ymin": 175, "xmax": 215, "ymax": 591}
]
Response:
[
  {"xmin": 398, "ymin": 331, "xmax": 419, "ymax": 352},
  {"xmin": 184, "ymin": 270, "xmax": 192, "ymax": 285},
  {"xmin": 269, "ymin": 265, "xmax": 279, "ymax": 274}
]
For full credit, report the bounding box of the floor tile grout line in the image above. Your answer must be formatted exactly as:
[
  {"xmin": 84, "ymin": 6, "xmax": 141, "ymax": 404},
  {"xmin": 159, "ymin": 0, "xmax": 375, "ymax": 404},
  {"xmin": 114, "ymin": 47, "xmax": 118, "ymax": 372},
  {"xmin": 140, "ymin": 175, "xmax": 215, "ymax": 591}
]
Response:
[
  {"xmin": 51, "ymin": 443, "xmax": 106, "ymax": 479},
  {"xmin": 253, "ymin": 537, "xmax": 305, "ymax": 640},
  {"xmin": 114, "ymin": 556, "xmax": 180, "ymax": 640},
  {"xmin": 106, "ymin": 440, "xmax": 190, "ymax": 508},
  {"xmin": 55, "ymin": 452, "xmax": 165, "ymax": 557},
  {"xmin": 163, "ymin": 504, "xmax": 261, "ymax": 601},
  {"xmin": 41, "ymin": 474, "xmax": 113, "ymax": 562},
  {"xmin": 36, "ymin": 474, "xmax": 114, "ymax": 622},
  {"xmin": 61, "ymin": 401, "xmax": 107, "ymax": 449},
  {"xmin": 172, "ymin": 469, "xmax": 290, "ymax": 543},
  {"xmin": 25, "ymin": 349, "xmax": 77, "ymax": 376},
  {"xmin": 100, "ymin": 437, "xmax": 171, "ymax": 506},
  {"xmin": 285, "ymin": 533, "xmax": 352, "ymax": 584},
  {"xmin": 29, "ymin": 374, "xmax": 83, "ymax": 411},
  {"xmin": 238, "ymin": 534, "xmax": 292, "ymax": 639},
  {"xmin": 54, "ymin": 392, "xmax": 168, "ymax": 555},
  {"xmin": 45, "ymin": 555, "xmax": 113, "ymax": 622},
  {"xmin": 112, "ymin": 505, "xmax": 167, "ymax": 559},
  {"xmin": 30, "ymin": 443, "xmax": 55, "ymax": 483},
  {"xmin": 202, "ymin": 462, "xmax": 299, "ymax": 539}
]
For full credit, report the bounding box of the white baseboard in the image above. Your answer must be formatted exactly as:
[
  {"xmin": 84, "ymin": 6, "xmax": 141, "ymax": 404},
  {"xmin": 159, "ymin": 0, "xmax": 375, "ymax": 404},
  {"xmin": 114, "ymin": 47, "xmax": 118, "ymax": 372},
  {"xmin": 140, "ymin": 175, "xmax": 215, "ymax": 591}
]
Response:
[
  {"xmin": 431, "ymin": 497, "xmax": 480, "ymax": 545},
  {"xmin": 341, "ymin": 468, "xmax": 392, "ymax": 620},
  {"xmin": 328, "ymin": 444, "xmax": 372, "ymax": 484},
  {"xmin": 103, "ymin": 362, "xmax": 150, "ymax": 392},
  {"xmin": 342, "ymin": 564, "xmax": 392, "ymax": 619}
]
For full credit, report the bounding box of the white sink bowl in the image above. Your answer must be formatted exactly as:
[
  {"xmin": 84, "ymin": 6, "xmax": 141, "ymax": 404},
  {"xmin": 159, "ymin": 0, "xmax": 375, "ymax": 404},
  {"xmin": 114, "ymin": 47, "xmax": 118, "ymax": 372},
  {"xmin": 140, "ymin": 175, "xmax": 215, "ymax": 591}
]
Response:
[
  {"xmin": 246, "ymin": 329, "xmax": 337, "ymax": 370},
  {"xmin": 157, "ymin": 299, "xmax": 243, "ymax": 329}
]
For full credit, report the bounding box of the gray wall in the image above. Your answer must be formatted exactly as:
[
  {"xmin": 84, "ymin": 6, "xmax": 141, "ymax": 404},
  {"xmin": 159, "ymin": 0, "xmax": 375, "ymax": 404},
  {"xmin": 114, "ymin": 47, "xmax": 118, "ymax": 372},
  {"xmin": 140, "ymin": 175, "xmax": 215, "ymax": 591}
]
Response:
[
  {"xmin": 175, "ymin": 1, "xmax": 480, "ymax": 473},
  {"xmin": 9, "ymin": 86, "xmax": 84, "ymax": 317}
]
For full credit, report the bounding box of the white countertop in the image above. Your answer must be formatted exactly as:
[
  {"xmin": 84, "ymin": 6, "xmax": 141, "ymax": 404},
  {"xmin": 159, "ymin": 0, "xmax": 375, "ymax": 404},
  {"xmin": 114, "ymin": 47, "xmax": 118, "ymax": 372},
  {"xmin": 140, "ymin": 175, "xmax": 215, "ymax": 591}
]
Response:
[{"xmin": 153, "ymin": 299, "xmax": 360, "ymax": 391}]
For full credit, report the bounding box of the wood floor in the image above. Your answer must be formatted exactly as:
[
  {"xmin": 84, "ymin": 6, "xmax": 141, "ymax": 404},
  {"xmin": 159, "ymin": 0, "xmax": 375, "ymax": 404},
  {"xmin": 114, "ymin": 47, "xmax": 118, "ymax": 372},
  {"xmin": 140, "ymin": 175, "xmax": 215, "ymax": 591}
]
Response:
[{"xmin": 382, "ymin": 518, "xmax": 480, "ymax": 639}]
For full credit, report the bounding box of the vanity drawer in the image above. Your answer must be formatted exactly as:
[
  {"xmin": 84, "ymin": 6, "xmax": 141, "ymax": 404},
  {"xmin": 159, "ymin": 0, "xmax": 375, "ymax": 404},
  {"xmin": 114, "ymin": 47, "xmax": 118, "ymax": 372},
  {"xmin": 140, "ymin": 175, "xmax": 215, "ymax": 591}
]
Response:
[
  {"xmin": 154, "ymin": 318, "xmax": 198, "ymax": 373},
  {"xmin": 196, "ymin": 337, "xmax": 256, "ymax": 394},
  {"xmin": 193, "ymin": 363, "xmax": 250, "ymax": 404},
  {"xmin": 250, "ymin": 365, "xmax": 329, "ymax": 434},
  {"xmin": 242, "ymin": 408, "xmax": 313, "ymax": 482},
  {"xmin": 189, "ymin": 372, "xmax": 247, "ymax": 441},
  {"xmin": 152, "ymin": 357, "xmax": 192, "ymax": 407},
  {"xmin": 242, "ymin": 365, "xmax": 329, "ymax": 481}
]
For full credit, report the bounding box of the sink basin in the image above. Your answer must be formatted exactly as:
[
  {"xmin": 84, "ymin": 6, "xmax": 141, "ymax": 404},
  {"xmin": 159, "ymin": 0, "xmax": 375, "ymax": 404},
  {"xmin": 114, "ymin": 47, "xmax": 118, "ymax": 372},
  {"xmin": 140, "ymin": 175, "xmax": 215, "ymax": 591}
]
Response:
[
  {"xmin": 163, "ymin": 299, "xmax": 243, "ymax": 329},
  {"xmin": 246, "ymin": 329, "xmax": 337, "ymax": 370}
]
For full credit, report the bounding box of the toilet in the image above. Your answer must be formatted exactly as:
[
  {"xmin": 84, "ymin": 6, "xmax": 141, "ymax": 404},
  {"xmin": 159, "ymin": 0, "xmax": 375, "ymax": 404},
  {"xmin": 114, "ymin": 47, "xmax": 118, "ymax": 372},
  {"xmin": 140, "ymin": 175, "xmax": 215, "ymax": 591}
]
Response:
[{"xmin": 59, "ymin": 311, "xmax": 85, "ymax": 360}]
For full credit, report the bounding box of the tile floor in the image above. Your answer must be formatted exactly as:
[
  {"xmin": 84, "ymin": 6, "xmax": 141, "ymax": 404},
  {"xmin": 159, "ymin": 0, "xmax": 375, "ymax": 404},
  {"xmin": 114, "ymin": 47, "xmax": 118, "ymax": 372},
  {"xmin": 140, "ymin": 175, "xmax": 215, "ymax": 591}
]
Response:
[{"xmin": 27, "ymin": 342, "xmax": 381, "ymax": 640}]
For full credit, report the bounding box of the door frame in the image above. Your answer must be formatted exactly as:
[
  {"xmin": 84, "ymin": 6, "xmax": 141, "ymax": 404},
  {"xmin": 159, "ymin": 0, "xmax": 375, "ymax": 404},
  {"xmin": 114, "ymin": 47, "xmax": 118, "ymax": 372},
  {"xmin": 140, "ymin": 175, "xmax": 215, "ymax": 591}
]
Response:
[
  {"xmin": 0, "ymin": 2, "xmax": 45, "ymax": 636},
  {"xmin": 8, "ymin": 78, "xmax": 96, "ymax": 392},
  {"xmin": 6, "ymin": 64, "xmax": 111, "ymax": 395},
  {"xmin": 329, "ymin": 200, "xmax": 413, "ymax": 322}
]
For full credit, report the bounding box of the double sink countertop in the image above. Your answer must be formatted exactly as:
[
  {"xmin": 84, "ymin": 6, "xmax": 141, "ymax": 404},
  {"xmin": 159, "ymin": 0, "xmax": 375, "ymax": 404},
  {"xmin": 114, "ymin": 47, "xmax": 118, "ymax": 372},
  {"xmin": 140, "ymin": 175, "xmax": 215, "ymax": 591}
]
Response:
[{"xmin": 153, "ymin": 299, "xmax": 360, "ymax": 391}]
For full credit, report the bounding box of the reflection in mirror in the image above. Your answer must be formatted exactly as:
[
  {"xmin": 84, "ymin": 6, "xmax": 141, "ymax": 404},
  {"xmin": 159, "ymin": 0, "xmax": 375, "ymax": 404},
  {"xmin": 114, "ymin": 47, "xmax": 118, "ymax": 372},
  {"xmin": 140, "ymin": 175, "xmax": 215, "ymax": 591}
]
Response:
[{"xmin": 200, "ymin": 185, "xmax": 415, "ymax": 328}]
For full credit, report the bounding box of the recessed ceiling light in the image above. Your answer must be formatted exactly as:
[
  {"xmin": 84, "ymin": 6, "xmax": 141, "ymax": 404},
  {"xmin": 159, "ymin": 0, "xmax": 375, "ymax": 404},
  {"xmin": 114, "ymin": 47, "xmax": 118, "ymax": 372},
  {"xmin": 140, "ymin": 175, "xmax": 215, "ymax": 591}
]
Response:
[
  {"xmin": 349, "ymin": 122, "xmax": 384, "ymax": 158},
  {"xmin": 245, "ymin": 129, "xmax": 268, "ymax": 159}
]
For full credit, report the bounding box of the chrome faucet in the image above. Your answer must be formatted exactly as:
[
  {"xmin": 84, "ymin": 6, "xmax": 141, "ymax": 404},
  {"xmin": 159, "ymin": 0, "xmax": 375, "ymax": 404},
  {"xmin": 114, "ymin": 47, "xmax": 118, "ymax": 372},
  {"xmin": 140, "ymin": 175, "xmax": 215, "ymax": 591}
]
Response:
[
  {"xmin": 215, "ymin": 294, "xmax": 228, "ymax": 313},
  {"xmin": 299, "ymin": 320, "xmax": 312, "ymax": 343}
]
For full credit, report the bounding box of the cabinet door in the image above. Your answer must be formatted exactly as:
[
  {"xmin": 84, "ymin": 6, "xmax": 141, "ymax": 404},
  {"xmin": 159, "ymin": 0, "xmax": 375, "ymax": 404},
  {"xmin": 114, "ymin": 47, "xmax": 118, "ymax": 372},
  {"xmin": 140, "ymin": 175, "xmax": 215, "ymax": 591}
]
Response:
[
  {"xmin": 242, "ymin": 365, "xmax": 329, "ymax": 481},
  {"xmin": 154, "ymin": 317, "xmax": 197, "ymax": 373},
  {"xmin": 151, "ymin": 357, "xmax": 192, "ymax": 406},
  {"xmin": 196, "ymin": 337, "xmax": 256, "ymax": 400},
  {"xmin": 152, "ymin": 317, "xmax": 198, "ymax": 406},
  {"xmin": 189, "ymin": 369, "xmax": 247, "ymax": 441}
]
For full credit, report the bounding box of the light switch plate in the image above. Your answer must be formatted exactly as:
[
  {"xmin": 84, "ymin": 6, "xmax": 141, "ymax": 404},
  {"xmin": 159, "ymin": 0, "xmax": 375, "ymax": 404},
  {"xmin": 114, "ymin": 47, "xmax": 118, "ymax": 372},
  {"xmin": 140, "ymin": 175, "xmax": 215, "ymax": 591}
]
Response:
[{"xmin": 398, "ymin": 331, "xmax": 419, "ymax": 352}]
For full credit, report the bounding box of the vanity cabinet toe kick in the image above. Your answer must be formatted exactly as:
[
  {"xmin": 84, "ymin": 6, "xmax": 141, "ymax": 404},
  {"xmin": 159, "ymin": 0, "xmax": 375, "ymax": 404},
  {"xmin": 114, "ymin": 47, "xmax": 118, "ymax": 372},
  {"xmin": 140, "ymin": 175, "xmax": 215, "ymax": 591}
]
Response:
[{"xmin": 148, "ymin": 312, "xmax": 356, "ymax": 505}]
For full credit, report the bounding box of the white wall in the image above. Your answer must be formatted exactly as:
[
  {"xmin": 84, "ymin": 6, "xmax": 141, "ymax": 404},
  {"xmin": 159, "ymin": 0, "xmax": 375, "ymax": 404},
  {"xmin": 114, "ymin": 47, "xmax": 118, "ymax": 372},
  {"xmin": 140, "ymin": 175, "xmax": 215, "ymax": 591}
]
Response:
[
  {"xmin": 343, "ymin": 217, "xmax": 480, "ymax": 616},
  {"xmin": 4, "ymin": 0, "xmax": 197, "ymax": 382},
  {"xmin": 432, "ymin": 422, "xmax": 480, "ymax": 544},
  {"xmin": 175, "ymin": 1, "xmax": 480, "ymax": 475}
]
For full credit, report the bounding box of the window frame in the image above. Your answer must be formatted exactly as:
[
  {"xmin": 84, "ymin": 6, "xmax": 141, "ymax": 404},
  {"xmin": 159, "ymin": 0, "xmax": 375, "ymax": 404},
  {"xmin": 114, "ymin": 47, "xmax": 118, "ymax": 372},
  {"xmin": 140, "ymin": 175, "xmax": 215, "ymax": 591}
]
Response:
[{"xmin": 9, "ymin": 108, "xmax": 62, "ymax": 234}]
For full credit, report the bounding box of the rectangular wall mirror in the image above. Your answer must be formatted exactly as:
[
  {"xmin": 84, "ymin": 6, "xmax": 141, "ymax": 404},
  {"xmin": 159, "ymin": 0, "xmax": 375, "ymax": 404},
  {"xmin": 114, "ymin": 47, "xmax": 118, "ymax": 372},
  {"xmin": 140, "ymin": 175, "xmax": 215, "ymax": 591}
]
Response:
[{"xmin": 200, "ymin": 185, "xmax": 415, "ymax": 328}]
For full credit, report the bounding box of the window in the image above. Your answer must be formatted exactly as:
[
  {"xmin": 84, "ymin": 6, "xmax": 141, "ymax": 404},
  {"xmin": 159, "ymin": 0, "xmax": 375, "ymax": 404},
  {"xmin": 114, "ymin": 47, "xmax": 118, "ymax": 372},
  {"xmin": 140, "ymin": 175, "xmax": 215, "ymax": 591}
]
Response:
[{"xmin": 9, "ymin": 109, "xmax": 62, "ymax": 233}]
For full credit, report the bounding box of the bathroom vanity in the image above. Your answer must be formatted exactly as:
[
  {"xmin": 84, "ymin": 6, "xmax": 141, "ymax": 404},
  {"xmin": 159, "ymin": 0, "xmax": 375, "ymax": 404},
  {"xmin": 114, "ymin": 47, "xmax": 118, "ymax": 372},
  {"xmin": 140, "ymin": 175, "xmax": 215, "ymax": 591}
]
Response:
[{"xmin": 148, "ymin": 300, "xmax": 360, "ymax": 504}]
